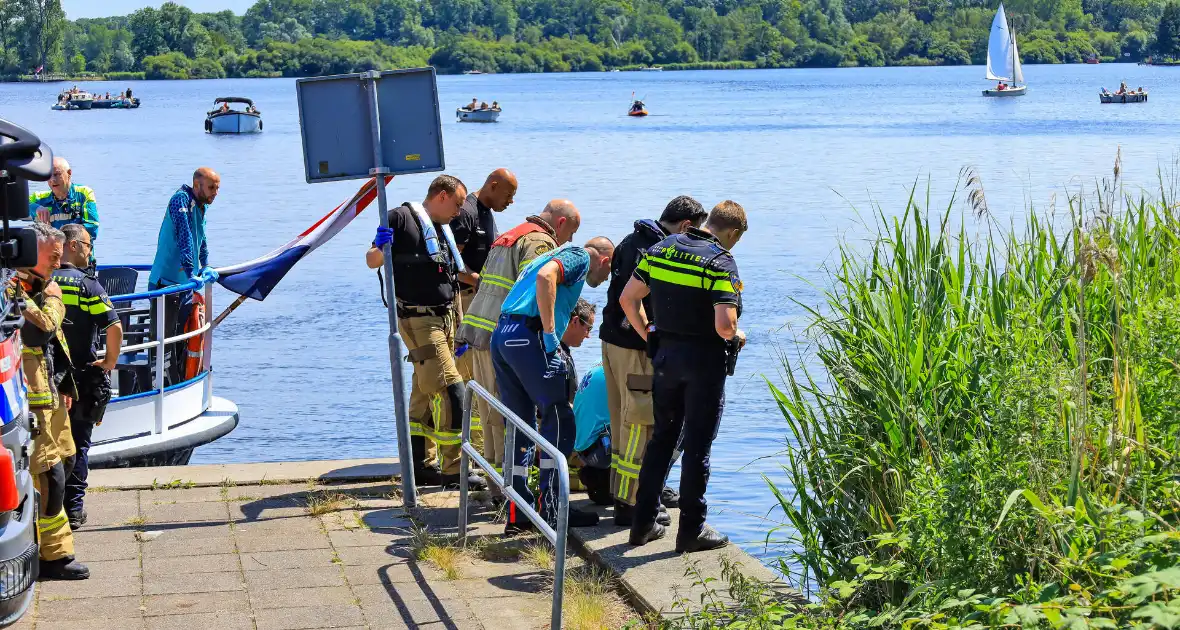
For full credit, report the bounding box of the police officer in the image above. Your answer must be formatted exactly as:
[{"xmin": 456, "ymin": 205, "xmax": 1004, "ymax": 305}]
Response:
[
  {"xmin": 28, "ymin": 156, "xmax": 100, "ymax": 266},
  {"xmin": 366, "ymin": 175, "xmax": 485, "ymax": 490},
  {"xmin": 53, "ymin": 224, "xmax": 122, "ymax": 530},
  {"xmin": 599, "ymin": 195, "xmax": 708, "ymax": 527},
  {"xmin": 451, "ymin": 168, "xmax": 518, "ymax": 450},
  {"xmin": 620, "ymin": 201, "xmax": 747, "ymax": 553},
  {"xmin": 8, "ymin": 223, "xmax": 88, "ymax": 579}
]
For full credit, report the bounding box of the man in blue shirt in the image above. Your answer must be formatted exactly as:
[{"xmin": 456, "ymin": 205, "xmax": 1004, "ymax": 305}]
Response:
[
  {"xmin": 492, "ymin": 237, "xmax": 613, "ymax": 533},
  {"xmin": 29, "ymin": 157, "xmax": 100, "ymax": 265},
  {"xmin": 148, "ymin": 167, "xmax": 221, "ymax": 385}
]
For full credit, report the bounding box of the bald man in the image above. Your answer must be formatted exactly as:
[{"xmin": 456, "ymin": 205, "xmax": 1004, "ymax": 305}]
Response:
[
  {"xmin": 148, "ymin": 168, "xmax": 221, "ymax": 385},
  {"xmin": 457, "ymin": 200, "xmax": 581, "ymax": 498},
  {"xmin": 29, "ymin": 156, "xmax": 100, "ymax": 265}
]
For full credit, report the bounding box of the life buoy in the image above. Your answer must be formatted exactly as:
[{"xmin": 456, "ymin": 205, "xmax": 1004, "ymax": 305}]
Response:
[{"xmin": 183, "ymin": 292, "xmax": 206, "ymax": 380}]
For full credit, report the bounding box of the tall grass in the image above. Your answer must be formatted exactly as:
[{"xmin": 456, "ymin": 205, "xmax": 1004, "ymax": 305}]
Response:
[{"xmin": 763, "ymin": 160, "xmax": 1180, "ymax": 627}]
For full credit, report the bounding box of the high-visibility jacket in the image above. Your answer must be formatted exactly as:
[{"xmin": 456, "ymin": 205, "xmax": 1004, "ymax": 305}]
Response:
[
  {"xmin": 456, "ymin": 216, "xmax": 557, "ymax": 349},
  {"xmin": 7, "ymin": 278, "xmax": 74, "ymax": 411}
]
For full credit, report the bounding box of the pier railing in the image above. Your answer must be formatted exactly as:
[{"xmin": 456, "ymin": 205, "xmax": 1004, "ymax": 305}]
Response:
[
  {"xmin": 96, "ymin": 264, "xmax": 215, "ymax": 440},
  {"xmin": 458, "ymin": 381, "xmax": 569, "ymax": 630}
]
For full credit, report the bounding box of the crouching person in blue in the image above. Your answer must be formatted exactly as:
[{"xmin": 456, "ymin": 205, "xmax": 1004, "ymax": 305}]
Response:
[{"xmin": 492, "ymin": 238, "xmax": 614, "ymax": 534}]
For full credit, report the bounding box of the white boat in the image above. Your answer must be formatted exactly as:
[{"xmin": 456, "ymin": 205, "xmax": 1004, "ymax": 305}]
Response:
[
  {"xmin": 205, "ymin": 97, "xmax": 262, "ymax": 134},
  {"xmin": 457, "ymin": 107, "xmax": 500, "ymax": 123},
  {"xmin": 1100, "ymin": 91, "xmax": 1147, "ymax": 103},
  {"xmin": 89, "ymin": 267, "xmax": 239, "ymax": 468},
  {"xmin": 53, "ymin": 91, "xmax": 94, "ymax": 110},
  {"xmin": 982, "ymin": 4, "xmax": 1026, "ymax": 97},
  {"xmin": 640, "ymin": 66, "xmax": 664, "ymax": 72}
]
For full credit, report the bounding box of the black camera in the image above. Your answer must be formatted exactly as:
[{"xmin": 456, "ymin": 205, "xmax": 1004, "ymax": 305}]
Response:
[{"xmin": 0, "ymin": 119, "xmax": 52, "ymax": 270}]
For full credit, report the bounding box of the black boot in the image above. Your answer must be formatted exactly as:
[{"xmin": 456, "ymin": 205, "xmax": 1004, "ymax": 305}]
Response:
[
  {"xmin": 614, "ymin": 502, "xmax": 669, "ymax": 527},
  {"xmin": 67, "ymin": 509, "xmax": 87, "ymax": 531},
  {"xmin": 441, "ymin": 471, "xmax": 487, "ymax": 490},
  {"xmin": 629, "ymin": 522, "xmax": 666, "ymax": 546},
  {"xmin": 566, "ymin": 506, "xmax": 600, "ymax": 528},
  {"xmin": 578, "ymin": 467, "xmax": 613, "ymax": 506},
  {"xmin": 410, "ymin": 436, "xmax": 443, "ymax": 486},
  {"xmin": 504, "ymin": 518, "xmax": 536, "ymax": 536},
  {"xmin": 40, "ymin": 557, "xmax": 89, "ymax": 580},
  {"xmin": 675, "ymin": 523, "xmax": 729, "ymax": 554},
  {"xmin": 660, "ymin": 486, "xmax": 680, "ymax": 509}
]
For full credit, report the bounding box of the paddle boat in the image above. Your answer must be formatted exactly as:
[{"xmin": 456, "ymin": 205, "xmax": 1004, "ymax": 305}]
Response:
[
  {"xmin": 628, "ymin": 100, "xmax": 648, "ymax": 116},
  {"xmin": 1100, "ymin": 85, "xmax": 1147, "ymax": 103},
  {"xmin": 89, "ymin": 267, "xmax": 239, "ymax": 467},
  {"xmin": 205, "ymin": 97, "xmax": 262, "ymax": 134}
]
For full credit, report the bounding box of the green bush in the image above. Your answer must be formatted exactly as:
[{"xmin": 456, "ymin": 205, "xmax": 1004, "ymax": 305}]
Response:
[{"xmin": 103, "ymin": 72, "xmax": 145, "ymax": 80}]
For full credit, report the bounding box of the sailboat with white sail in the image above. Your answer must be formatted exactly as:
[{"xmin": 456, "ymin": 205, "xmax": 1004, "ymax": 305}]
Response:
[{"xmin": 982, "ymin": 4, "xmax": 1026, "ymax": 97}]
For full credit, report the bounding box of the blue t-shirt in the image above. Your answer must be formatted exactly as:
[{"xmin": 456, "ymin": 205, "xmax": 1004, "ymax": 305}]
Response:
[
  {"xmin": 573, "ymin": 364, "xmax": 609, "ymax": 452},
  {"xmin": 500, "ymin": 245, "xmax": 589, "ymax": 341}
]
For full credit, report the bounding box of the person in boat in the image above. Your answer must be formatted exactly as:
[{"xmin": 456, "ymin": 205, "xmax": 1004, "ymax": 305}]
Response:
[
  {"xmin": 479, "ymin": 101, "xmax": 489, "ymax": 110},
  {"xmin": 467, "ymin": 98, "xmax": 478, "ymax": 111},
  {"xmin": 600, "ymin": 195, "xmax": 708, "ymax": 528},
  {"xmin": 52, "ymin": 224, "xmax": 122, "ymax": 532},
  {"xmin": 491, "ymin": 101, "xmax": 500, "ymax": 111},
  {"xmin": 7, "ymin": 223, "xmax": 89, "ymax": 580},
  {"xmin": 365, "ymin": 175, "xmax": 487, "ymax": 491},
  {"xmin": 219, "ymin": 102, "xmax": 230, "ymax": 113},
  {"xmin": 491, "ymin": 234, "xmax": 615, "ymax": 532},
  {"xmin": 1117, "ymin": 82, "xmax": 1128, "ymax": 95},
  {"xmin": 29, "ymin": 156, "xmax": 100, "ymax": 268},
  {"xmin": 455, "ymin": 199, "xmax": 581, "ymax": 515},
  {"xmin": 148, "ymin": 167, "xmax": 220, "ymax": 386},
  {"xmin": 622, "ymin": 200, "xmax": 748, "ymax": 554}
]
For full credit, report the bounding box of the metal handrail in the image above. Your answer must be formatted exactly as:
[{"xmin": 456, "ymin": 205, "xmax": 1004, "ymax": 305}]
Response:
[{"xmin": 459, "ymin": 381, "xmax": 569, "ymax": 630}]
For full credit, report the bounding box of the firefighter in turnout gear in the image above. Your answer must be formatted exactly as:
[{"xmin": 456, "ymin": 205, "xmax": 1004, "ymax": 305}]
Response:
[
  {"xmin": 455, "ymin": 200, "xmax": 581, "ymax": 487},
  {"xmin": 366, "ymin": 175, "xmax": 485, "ymax": 490},
  {"xmin": 8, "ymin": 223, "xmax": 89, "ymax": 579},
  {"xmin": 621, "ymin": 201, "xmax": 747, "ymax": 554},
  {"xmin": 599, "ymin": 196, "xmax": 708, "ymax": 527},
  {"xmin": 450, "ymin": 169, "xmax": 519, "ymax": 455}
]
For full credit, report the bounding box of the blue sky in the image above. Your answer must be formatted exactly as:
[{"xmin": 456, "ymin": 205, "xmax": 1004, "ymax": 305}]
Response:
[{"xmin": 62, "ymin": 1, "xmax": 254, "ymax": 19}]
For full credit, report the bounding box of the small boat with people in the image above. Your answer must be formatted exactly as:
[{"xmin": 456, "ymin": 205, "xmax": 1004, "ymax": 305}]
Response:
[
  {"xmin": 628, "ymin": 94, "xmax": 648, "ymax": 117},
  {"xmin": 52, "ymin": 87, "xmax": 94, "ymax": 110},
  {"xmin": 92, "ymin": 89, "xmax": 140, "ymax": 109},
  {"xmin": 982, "ymin": 4, "xmax": 1027, "ymax": 97},
  {"xmin": 457, "ymin": 98, "xmax": 501, "ymax": 122},
  {"xmin": 205, "ymin": 97, "xmax": 262, "ymax": 134},
  {"xmin": 1100, "ymin": 83, "xmax": 1147, "ymax": 103}
]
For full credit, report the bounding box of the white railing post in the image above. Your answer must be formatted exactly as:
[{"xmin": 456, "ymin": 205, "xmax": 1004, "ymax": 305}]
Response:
[
  {"xmin": 153, "ymin": 293, "xmax": 166, "ymax": 435},
  {"xmin": 203, "ymin": 280, "xmax": 213, "ymax": 407}
]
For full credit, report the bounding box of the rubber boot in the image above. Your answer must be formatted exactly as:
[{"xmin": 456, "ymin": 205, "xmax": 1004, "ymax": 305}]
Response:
[
  {"xmin": 675, "ymin": 523, "xmax": 729, "ymax": 554},
  {"xmin": 410, "ymin": 436, "xmax": 443, "ymax": 487},
  {"xmin": 40, "ymin": 557, "xmax": 89, "ymax": 580},
  {"xmin": 629, "ymin": 522, "xmax": 666, "ymax": 546}
]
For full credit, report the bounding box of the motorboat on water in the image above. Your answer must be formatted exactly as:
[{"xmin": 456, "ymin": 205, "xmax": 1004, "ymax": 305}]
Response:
[
  {"xmin": 640, "ymin": 66, "xmax": 663, "ymax": 72},
  {"xmin": 1100, "ymin": 88, "xmax": 1147, "ymax": 103},
  {"xmin": 982, "ymin": 4, "xmax": 1027, "ymax": 97},
  {"xmin": 92, "ymin": 97, "xmax": 140, "ymax": 109},
  {"xmin": 457, "ymin": 106, "xmax": 500, "ymax": 122},
  {"xmin": 205, "ymin": 97, "xmax": 262, "ymax": 134},
  {"xmin": 89, "ymin": 267, "xmax": 238, "ymax": 467},
  {"xmin": 52, "ymin": 91, "xmax": 94, "ymax": 110}
]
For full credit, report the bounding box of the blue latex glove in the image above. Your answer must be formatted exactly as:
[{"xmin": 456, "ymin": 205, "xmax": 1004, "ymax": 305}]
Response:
[
  {"xmin": 542, "ymin": 331, "xmax": 560, "ymax": 354},
  {"xmin": 455, "ymin": 342, "xmax": 470, "ymax": 359},
  {"xmin": 200, "ymin": 267, "xmax": 219, "ymax": 282},
  {"xmin": 374, "ymin": 226, "xmax": 394, "ymax": 248}
]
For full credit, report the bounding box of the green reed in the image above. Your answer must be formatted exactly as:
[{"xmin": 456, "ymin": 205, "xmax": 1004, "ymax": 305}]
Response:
[{"xmin": 765, "ymin": 159, "xmax": 1180, "ymax": 625}]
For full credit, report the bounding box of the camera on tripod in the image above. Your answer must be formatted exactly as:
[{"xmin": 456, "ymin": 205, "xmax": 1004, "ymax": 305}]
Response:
[{"xmin": 0, "ymin": 119, "xmax": 52, "ymax": 269}]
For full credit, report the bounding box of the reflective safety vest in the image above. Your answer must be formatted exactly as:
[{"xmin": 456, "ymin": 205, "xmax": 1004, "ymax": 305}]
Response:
[
  {"xmin": 456, "ymin": 217, "xmax": 557, "ymax": 349},
  {"xmin": 184, "ymin": 292, "xmax": 206, "ymax": 380}
]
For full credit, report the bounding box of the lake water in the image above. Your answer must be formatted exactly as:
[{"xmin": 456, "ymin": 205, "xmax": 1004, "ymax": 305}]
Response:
[{"xmin": 3, "ymin": 64, "xmax": 1178, "ymax": 572}]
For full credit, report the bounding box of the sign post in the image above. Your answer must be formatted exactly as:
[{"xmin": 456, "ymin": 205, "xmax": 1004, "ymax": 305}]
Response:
[{"xmin": 295, "ymin": 68, "xmax": 446, "ymax": 508}]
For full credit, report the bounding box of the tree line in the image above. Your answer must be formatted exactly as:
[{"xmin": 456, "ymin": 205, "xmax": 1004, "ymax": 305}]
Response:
[{"xmin": 4, "ymin": 0, "xmax": 1180, "ymax": 79}]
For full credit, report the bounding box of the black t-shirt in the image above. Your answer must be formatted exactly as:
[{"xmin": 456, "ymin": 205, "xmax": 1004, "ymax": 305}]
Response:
[
  {"xmin": 451, "ymin": 193, "xmax": 498, "ymax": 276},
  {"xmin": 600, "ymin": 220, "xmax": 668, "ymax": 350},
  {"xmin": 388, "ymin": 203, "xmax": 456, "ymax": 307},
  {"xmin": 50, "ymin": 265, "xmax": 120, "ymax": 368}
]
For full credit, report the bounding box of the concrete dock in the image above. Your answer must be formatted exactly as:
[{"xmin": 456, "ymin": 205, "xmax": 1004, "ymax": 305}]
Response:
[{"xmin": 11, "ymin": 459, "xmax": 794, "ymax": 629}]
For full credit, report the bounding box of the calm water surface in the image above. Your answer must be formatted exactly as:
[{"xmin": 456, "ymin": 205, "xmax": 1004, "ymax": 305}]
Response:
[{"xmin": 2, "ymin": 64, "xmax": 1176, "ymax": 571}]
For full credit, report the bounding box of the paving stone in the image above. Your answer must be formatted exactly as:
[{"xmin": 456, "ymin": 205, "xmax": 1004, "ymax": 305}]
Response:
[
  {"xmin": 334, "ymin": 544, "xmax": 408, "ymax": 567},
  {"xmin": 327, "ymin": 529, "xmax": 403, "ymax": 548},
  {"xmin": 76, "ymin": 539, "xmax": 139, "ymax": 562},
  {"xmin": 229, "ymin": 501, "xmax": 308, "ymax": 522},
  {"xmin": 244, "ymin": 565, "xmax": 346, "ymax": 590},
  {"xmin": 37, "ymin": 575, "xmax": 140, "ymax": 599},
  {"xmin": 141, "ymin": 535, "xmax": 235, "ymax": 558},
  {"xmin": 225, "ymin": 483, "xmax": 312, "ymax": 500},
  {"xmin": 81, "ymin": 489, "xmax": 140, "ymax": 505},
  {"xmin": 353, "ymin": 581, "xmax": 463, "ymax": 607},
  {"xmin": 234, "ymin": 531, "xmax": 329, "ymax": 553},
  {"xmin": 254, "ymin": 604, "xmax": 366, "ymax": 630},
  {"xmin": 143, "ymin": 501, "xmax": 229, "ymax": 524},
  {"xmin": 84, "ymin": 501, "xmax": 141, "ymax": 527},
  {"xmin": 343, "ymin": 563, "xmax": 422, "ymax": 586},
  {"xmin": 143, "ymin": 611, "xmax": 254, "ymax": 630},
  {"xmin": 81, "ymin": 557, "xmax": 142, "ymax": 578},
  {"xmin": 35, "ymin": 594, "xmax": 144, "ymax": 621},
  {"xmin": 143, "ymin": 570, "xmax": 245, "ymax": 595},
  {"xmin": 73, "ymin": 529, "xmax": 139, "ymax": 546},
  {"xmin": 142, "ymin": 522, "xmax": 233, "ymax": 540},
  {"xmin": 143, "ymin": 487, "xmax": 226, "ymax": 504},
  {"xmin": 143, "ymin": 552, "xmax": 240, "ymax": 574},
  {"xmin": 359, "ymin": 595, "xmax": 475, "ymax": 627},
  {"xmin": 247, "ymin": 586, "xmax": 356, "ymax": 610},
  {"xmin": 143, "ymin": 591, "xmax": 251, "ymax": 617},
  {"xmin": 232, "ymin": 515, "xmax": 323, "ymax": 537},
  {"xmin": 35, "ymin": 618, "xmax": 147, "ymax": 630},
  {"xmin": 239, "ymin": 548, "xmax": 336, "ymax": 571},
  {"xmin": 358, "ymin": 509, "xmax": 415, "ymax": 530}
]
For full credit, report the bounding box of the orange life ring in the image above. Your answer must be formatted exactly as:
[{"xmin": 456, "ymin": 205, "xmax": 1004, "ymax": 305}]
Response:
[{"xmin": 184, "ymin": 292, "xmax": 206, "ymax": 380}]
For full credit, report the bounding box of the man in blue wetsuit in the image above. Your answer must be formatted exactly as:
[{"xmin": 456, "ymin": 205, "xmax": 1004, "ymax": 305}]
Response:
[
  {"xmin": 492, "ymin": 237, "xmax": 614, "ymax": 533},
  {"xmin": 148, "ymin": 167, "xmax": 221, "ymax": 385}
]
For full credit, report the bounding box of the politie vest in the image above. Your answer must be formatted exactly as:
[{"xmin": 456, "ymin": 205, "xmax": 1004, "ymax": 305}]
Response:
[{"xmin": 457, "ymin": 217, "xmax": 557, "ymax": 349}]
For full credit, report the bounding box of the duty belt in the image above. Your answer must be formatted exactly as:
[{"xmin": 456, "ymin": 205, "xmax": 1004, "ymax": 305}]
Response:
[{"xmin": 396, "ymin": 301, "xmax": 452, "ymax": 319}]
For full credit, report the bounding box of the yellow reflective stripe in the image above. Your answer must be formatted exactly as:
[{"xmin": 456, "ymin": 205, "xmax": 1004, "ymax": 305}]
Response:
[
  {"xmin": 57, "ymin": 284, "xmax": 81, "ymax": 293},
  {"xmin": 611, "ymin": 454, "xmax": 641, "ymax": 475},
  {"xmin": 21, "ymin": 347, "xmax": 43, "ymax": 355},
  {"xmin": 712, "ymin": 280, "xmax": 736, "ymax": 293},
  {"xmin": 646, "ymin": 256, "xmax": 729, "ymax": 277},
  {"xmin": 60, "ymin": 294, "xmax": 80, "ymax": 306},
  {"xmin": 647, "ymin": 266, "xmax": 716, "ymax": 290},
  {"xmin": 39, "ymin": 509, "xmax": 68, "ymax": 532},
  {"xmin": 483, "ymin": 273, "xmax": 514, "ymax": 286},
  {"xmin": 27, "ymin": 392, "xmax": 53, "ymax": 405},
  {"xmin": 461, "ymin": 314, "xmax": 496, "ymax": 332},
  {"xmin": 86, "ymin": 302, "xmax": 112, "ymax": 314},
  {"xmin": 482, "ymin": 277, "xmax": 513, "ymax": 290},
  {"xmin": 408, "ymin": 421, "xmax": 428, "ymax": 438}
]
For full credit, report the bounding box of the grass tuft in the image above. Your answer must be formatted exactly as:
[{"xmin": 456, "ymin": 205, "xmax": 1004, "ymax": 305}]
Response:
[
  {"xmin": 409, "ymin": 523, "xmax": 468, "ymax": 580},
  {"xmin": 305, "ymin": 491, "xmax": 361, "ymax": 516}
]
